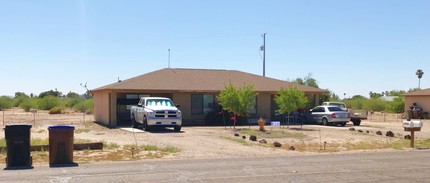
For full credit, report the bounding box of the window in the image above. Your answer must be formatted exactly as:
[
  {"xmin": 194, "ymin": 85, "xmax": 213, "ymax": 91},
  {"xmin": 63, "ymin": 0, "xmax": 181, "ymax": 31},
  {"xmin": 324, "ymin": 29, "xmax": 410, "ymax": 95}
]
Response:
[
  {"xmin": 191, "ymin": 94, "xmax": 215, "ymax": 115},
  {"xmin": 126, "ymin": 94, "xmax": 149, "ymax": 99},
  {"xmin": 250, "ymin": 96, "xmax": 257, "ymax": 114},
  {"xmin": 126, "ymin": 94, "xmax": 138, "ymax": 99}
]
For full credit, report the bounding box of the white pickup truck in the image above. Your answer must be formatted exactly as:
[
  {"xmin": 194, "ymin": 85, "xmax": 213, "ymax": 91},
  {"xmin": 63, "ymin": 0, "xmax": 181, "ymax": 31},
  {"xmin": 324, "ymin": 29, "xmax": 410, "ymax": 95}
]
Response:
[{"xmin": 130, "ymin": 97, "xmax": 182, "ymax": 131}]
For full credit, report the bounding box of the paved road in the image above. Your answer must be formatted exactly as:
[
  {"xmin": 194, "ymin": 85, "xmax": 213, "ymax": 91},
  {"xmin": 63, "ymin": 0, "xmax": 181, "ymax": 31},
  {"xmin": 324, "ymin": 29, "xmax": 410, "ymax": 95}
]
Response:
[{"xmin": 1, "ymin": 150, "xmax": 430, "ymax": 183}]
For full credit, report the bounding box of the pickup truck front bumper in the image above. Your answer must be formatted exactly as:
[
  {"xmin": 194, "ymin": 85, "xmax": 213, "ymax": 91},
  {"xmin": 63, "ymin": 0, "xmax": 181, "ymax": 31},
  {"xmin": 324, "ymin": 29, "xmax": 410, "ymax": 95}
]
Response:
[{"xmin": 147, "ymin": 117, "xmax": 182, "ymax": 127}]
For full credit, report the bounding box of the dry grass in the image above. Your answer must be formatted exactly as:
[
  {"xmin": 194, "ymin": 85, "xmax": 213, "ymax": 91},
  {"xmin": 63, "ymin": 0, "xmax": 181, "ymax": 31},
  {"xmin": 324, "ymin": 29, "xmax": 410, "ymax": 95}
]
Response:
[
  {"xmin": 0, "ymin": 138, "xmax": 180, "ymax": 164},
  {"xmin": 224, "ymin": 137, "xmax": 251, "ymax": 146},
  {"xmin": 75, "ymin": 128, "xmax": 91, "ymax": 134}
]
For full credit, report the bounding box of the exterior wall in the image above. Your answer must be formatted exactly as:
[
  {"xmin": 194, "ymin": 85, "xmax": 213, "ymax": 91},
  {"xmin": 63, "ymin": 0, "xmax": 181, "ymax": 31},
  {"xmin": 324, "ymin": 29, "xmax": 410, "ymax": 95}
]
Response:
[
  {"xmin": 109, "ymin": 92, "xmax": 117, "ymax": 126},
  {"xmin": 405, "ymin": 96, "xmax": 430, "ymax": 113},
  {"xmin": 93, "ymin": 90, "xmax": 111, "ymax": 126},
  {"xmin": 257, "ymin": 93, "xmax": 271, "ymax": 119},
  {"xmin": 172, "ymin": 92, "xmax": 191, "ymax": 121},
  {"xmin": 93, "ymin": 89, "xmax": 326, "ymax": 126}
]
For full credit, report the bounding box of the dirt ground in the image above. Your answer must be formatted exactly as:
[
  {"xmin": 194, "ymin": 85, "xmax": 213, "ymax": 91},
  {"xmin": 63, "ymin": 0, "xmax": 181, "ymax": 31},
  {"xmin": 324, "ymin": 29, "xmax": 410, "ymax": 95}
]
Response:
[{"xmin": 1, "ymin": 108, "xmax": 429, "ymax": 162}]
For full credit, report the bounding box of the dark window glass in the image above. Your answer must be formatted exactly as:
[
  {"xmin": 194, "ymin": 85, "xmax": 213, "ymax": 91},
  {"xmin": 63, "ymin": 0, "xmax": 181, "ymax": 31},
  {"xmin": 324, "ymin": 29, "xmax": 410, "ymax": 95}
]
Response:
[
  {"xmin": 191, "ymin": 94, "xmax": 203, "ymax": 115},
  {"xmin": 328, "ymin": 107, "xmax": 342, "ymax": 112},
  {"xmin": 192, "ymin": 94, "xmax": 215, "ymax": 115}
]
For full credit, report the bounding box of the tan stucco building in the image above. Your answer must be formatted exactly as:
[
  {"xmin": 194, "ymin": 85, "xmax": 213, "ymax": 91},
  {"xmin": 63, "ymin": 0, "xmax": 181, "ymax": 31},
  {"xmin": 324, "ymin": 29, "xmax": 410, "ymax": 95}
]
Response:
[
  {"xmin": 91, "ymin": 68, "xmax": 327, "ymax": 126},
  {"xmin": 404, "ymin": 88, "xmax": 430, "ymax": 116}
]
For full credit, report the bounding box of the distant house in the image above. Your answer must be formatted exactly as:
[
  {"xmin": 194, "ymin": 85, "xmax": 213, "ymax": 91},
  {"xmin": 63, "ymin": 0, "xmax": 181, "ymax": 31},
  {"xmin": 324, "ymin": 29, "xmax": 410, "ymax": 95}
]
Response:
[
  {"xmin": 91, "ymin": 68, "xmax": 327, "ymax": 126},
  {"xmin": 404, "ymin": 88, "xmax": 430, "ymax": 113},
  {"xmin": 379, "ymin": 96, "xmax": 399, "ymax": 102}
]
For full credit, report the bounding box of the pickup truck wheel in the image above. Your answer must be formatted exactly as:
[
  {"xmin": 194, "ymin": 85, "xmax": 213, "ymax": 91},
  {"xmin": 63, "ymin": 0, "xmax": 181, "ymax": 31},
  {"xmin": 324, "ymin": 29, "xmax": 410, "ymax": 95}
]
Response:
[
  {"xmin": 352, "ymin": 119, "xmax": 361, "ymax": 126},
  {"xmin": 174, "ymin": 126, "xmax": 181, "ymax": 132},
  {"xmin": 131, "ymin": 116, "xmax": 138, "ymax": 128},
  {"xmin": 143, "ymin": 117, "xmax": 151, "ymax": 131},
  {"xmin": 322, "ymin": 118, "xmax": 329, "ymax": 126}
]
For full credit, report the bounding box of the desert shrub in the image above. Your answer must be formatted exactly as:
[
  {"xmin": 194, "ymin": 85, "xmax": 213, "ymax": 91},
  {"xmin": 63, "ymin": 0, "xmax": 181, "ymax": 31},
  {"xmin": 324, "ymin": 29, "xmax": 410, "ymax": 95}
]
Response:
[
  {"xmin": 13, "ymin": 96, "xmax": 30, "ymax": 107},
  {"xmin": 0, "ymin": 96, "xmax": 13, "ymax": 110},
  {"xmin": 65, "ymin": 97, "xmax": 85, "ymax": 108},
  {"xmin": 49, "ymin": 106, "xmax": 64, "ymax": 114},
  {"xmin": 85, "ymin": 107, "xmax": 94, "ymax": 114},
  {"xmin": 387, "ymin": 97, "xmax": 405, "ymax": 113},
  {"xmin": 38, "ymin": 96, "xmax": 62, "ymax": 110},
  {"xmin": 20, "ymin": 98, "xmax": 37, "ymax": 112},
  {"xmin": 363, "ymin": 99, "xmax": 387, "ymax": 112},
  {"xmin": 344, "ymin": 98, "xmax": 367, "ymax": 109},
  {"xmin": 73, "ymin": 98, "xmax": 93, "ymax": 113}
]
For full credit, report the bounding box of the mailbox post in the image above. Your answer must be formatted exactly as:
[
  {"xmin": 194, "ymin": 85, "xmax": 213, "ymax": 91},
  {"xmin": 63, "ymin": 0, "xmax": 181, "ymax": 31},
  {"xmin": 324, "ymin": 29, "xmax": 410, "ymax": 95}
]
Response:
[{"xmin": 403, "ymin": 120, "xmax": 423, "ymax": 148}]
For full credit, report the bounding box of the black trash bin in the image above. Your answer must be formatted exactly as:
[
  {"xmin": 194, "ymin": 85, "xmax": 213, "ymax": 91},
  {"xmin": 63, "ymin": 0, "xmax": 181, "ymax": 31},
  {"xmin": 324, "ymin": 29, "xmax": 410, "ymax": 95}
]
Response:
[
  {"xmin": 407, "ymin": 109, "xmax": 413, "ymax": 120},
  {"xmin": 4, "ymin": 124, "xmax": 32, "ymax": 168},
  {"xmin": 48, "ymin": 125, "xmax": 75, "ymax": 165}
]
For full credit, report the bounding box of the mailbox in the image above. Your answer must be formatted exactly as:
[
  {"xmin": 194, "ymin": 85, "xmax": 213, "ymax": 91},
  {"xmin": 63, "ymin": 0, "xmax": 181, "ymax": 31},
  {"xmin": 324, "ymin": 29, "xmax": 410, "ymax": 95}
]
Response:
[{"xmin": 403, "ymin": 120, "xmax": 423, "ymax": 131}]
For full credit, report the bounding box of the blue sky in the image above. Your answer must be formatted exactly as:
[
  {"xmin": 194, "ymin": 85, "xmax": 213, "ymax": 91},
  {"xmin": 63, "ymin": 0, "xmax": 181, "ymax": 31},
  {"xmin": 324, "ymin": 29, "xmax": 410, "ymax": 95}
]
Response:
[{"xmin": 0, "ymin": 0, "xmax": 428, "ymax": 98}]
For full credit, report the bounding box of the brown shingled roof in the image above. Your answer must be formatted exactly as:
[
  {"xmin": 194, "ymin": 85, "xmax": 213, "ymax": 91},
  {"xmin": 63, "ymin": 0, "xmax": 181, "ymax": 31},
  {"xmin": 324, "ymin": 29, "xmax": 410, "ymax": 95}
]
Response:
[
  {"xmin": 404, "ymin": 88, "xmax": 430, "ymax": 96},
  {"xmin": 92, "ymin": 68, "xmax": 327, "ymax": 93}
]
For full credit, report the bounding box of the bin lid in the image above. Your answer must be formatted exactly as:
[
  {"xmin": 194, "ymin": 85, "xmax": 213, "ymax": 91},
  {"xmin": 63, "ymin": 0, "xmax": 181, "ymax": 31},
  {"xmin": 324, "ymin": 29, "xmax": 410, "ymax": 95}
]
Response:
[
  {"xmin": 48, "ymin": 125, "xmax": 75, "ymax": 130},
  {"xmin": 4, "ymin": 123, "xmax": 32, "ymax": 128}
]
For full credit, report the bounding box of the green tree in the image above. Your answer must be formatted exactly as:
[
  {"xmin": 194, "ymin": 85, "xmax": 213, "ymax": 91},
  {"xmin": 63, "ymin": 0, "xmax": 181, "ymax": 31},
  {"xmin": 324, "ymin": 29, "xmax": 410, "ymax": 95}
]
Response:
[
  {"xmin": 292, "ymin": 73, "xmax": 319, "ymax": 88},
  {"xmin": 292, "ymin": 78, "xmax": 305, "ymax": 85},
  {"xmin": 20, "ymin": 98, "xmax": 36, "ymax": 112},
  {"xmin": 39, "ymin": 89, "xmax": 62, "ymax": 98},
  {"xmin": 387, "ymin": 90, "xmax": 406, "ymax": 96},
  {"xmin": 274, "ymin": 86, "xmax": 308, "ymax": 127},
  {"xmin": 303, "ymin": 73, "xmax": 319, "ymax": 88},
  {"xmin": 321, "ymin": 90, "xmax": 340, "ymax": 102},
  {"xmin": 37, "ymin": 96, "xmax": 62, "ymax": 110},
  {"xmin": 65, "ymin": 96, "xmax": 85, "ymax": 108},
  {"xmin": 66, "ymin": 91, "xmax": 80, "ymax": 98},
  {"xmin": 387, "ymin": 97, "xmax": 404, "ymax": 113},
  {"xmin": 14, "ymin": 92, "xmax": 28, "ymax": 98},
  {"xmin": 363, "ymin": 99, "xmax": 386, "ymax": 112},
  {"xmin": 369, "ymin": 91, "xmax": 383, "ymax": 99},
  {"xmin": 344, "ymin": 97, "xmax": 367, "ymax": 109},
  {"xmin": 13, "ymin": 95, "xmax": 30, "ymax": 107},
  {"xmin": 73, "ymin": 98, "xmax": 93, "ymax": 113},
  {"xmin": 0, "ymin": 96, "xmax": 13, "ymax": 110},
  {"xmin": 217, "ymin": 83, "xmax": 257, "ymax": 129}
]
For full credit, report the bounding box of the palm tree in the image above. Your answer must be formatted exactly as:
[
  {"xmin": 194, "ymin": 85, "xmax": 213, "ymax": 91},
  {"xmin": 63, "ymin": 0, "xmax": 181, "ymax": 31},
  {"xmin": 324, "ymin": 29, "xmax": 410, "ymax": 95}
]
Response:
[{"xmin": 416, "ymin": 69, "xmax": 424, "ymax": 89}]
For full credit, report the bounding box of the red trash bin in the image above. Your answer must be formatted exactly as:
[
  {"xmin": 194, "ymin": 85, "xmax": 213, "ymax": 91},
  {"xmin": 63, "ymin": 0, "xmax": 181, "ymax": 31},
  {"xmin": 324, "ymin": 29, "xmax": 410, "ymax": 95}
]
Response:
[{"xmin": 48, "ymin": 126, "xmax": 74, "ymax": 165}]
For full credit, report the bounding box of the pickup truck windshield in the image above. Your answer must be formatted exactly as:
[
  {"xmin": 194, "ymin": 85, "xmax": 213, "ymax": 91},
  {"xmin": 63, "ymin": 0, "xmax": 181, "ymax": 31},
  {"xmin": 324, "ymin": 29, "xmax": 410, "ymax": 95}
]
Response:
[{"xmin": 146, "ymin": 99, "xmax": 174, "ymax": 107}]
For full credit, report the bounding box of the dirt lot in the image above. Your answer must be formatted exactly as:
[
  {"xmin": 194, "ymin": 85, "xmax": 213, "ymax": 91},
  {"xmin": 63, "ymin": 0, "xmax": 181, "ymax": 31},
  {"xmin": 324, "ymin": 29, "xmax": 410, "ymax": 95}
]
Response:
[{"xmin": 0, "ymin": 108, "xmax": 429, "ymax": 164}]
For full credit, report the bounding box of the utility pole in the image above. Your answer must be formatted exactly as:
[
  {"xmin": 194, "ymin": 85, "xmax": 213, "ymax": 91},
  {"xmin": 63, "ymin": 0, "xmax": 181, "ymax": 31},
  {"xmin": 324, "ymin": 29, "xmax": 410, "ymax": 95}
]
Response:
[
  {"xmin": 261, "ymin": 33, "xmax": 266, "ymax": 77},
  {"xmin": 168, "ymin": 49, "xmax": 171, "ymax": 68}
]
